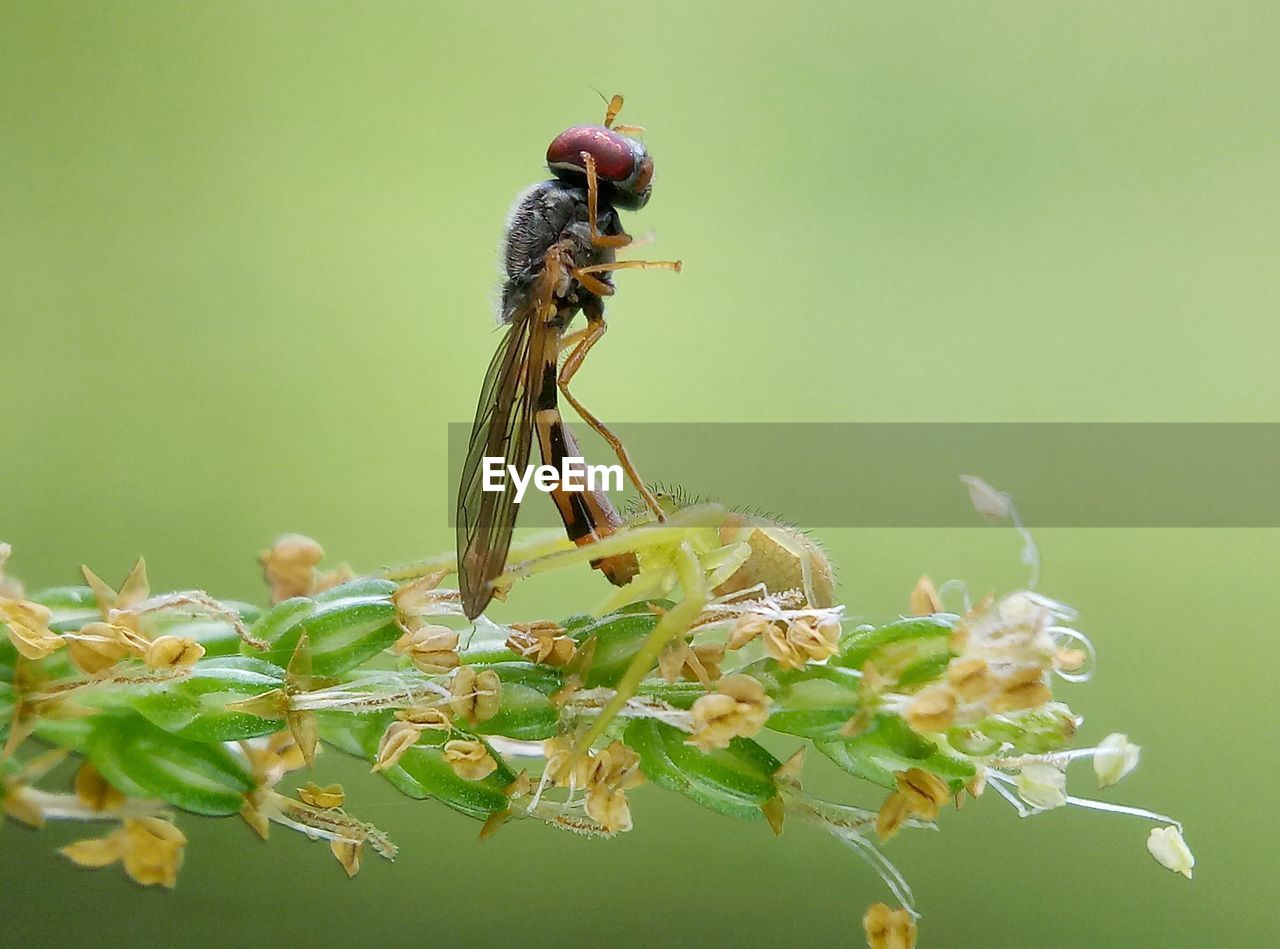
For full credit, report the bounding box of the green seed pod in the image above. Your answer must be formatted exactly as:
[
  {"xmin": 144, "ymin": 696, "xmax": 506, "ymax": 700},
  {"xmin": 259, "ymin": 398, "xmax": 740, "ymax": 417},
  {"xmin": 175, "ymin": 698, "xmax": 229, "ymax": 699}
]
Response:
[
  {"xmin": 896, "ymin": 650, "xmax": 953, "ymax": 687},
  {"xmin": 465, "ymin": 662, "xmax": 561, "ymax": 741},
  {"xmin": 817, "ymin": 713, "xmax": 974, "ymax": 790},
  {"xmin": 32, "ymin": 714, "xmax": 97, "ymax": 753},
  {"xmin": 314, "ymin": 577, "xmax": 400, "ymax": 602},
  {"xmin": 384, "ymin": 742, "xmax": 514, "ymax": 820},
  {"xmin": 973, "ymin": 703, "xmax": 1077, "ymax": 754},
  {"xmin": 473, "ymin": 682, "xmax": 555, "ymax": 740},
  {"xmin": 573, "ymin": 609, "xmax": 661, "ymax": 688},
  {"xmin": 246, "ymin": 596, "xmax": 313, "ymax": 651},
  {"xmin": 314, "ymin": 709, "xmax": 387, "ymax": 757},
  {"xmin": 558, "ymin": 612, "xmax": 596, "ymax": 633},
  {"xmin": 743, "ymin": 660, "xmax": 863, "ymax": 740},
  {"xmin": 348, "ymin": 711, "xmax": 515, "ymax": 819},
  {"xmin": 249, "ymin": 592, "xmax": 400, "ymax": 676},
  {"xmin": 466, "ymin": 660, "xmax": 562, "ymax": 694},
  {"xmin": 947, "ymin": 727, "xmax": 1002, "ymax": 757},
  {"xmin": 625, "ymin": 718, "xmax": 779, "ymax": 821},
  {"xmin": 86, "ymin": 709, "xmax": 255, "ymax": 816},
  {"xmin": 637, "ymin": 679, "xmax": 705, "ymax": 710},
  {"xmin": 128, "ymin": 656, "xmax": 287, "ymax": 741},
  {"xmin": 832, "ymin": 615, "xmax": 955, "ymax": 670}
]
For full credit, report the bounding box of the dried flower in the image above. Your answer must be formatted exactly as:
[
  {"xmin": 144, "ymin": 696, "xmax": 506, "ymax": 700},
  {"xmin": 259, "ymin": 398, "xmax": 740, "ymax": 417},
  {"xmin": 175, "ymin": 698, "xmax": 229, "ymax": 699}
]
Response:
[
  {"xmin": 372, "ymin": 720, "xmax": 427, "ymax": 773},
  {"xmin": 688, "ymin": 674, "xmax": 771, "ymax": 752},
  {"xmin": 74, "ymin": 762, "xmax": 125, "ymax": 813},
  {"xmin": 144, "ymin": 635, "xmax": 205, "ymax": 671},
  {"xmin": 762, "ymin": 616, "xmax": 839, "ymax": 669},
  {"xmin": 896, "ymin": 768, "xmax": 950, "ymax": 820},
  {"xmin": 449, "ymin": 666, "xmax": 502, "ymax": 724},
  {"xmin": 760, "ymin": 622, "xmax": 796, "ymax": 667},
  {"xmin": 952, "ymin": 591, "xmax": 1070, "ymax": 670},
  {"xmin": 658, "ymin": 639, "xmax": 725, "ymax": 686},
  {"xmin": 584, "ymin": 785, "xmax": 631, "ymax": 833},
  {"xmin": 330, "ymin": 838, "xmax": 362, "ymax": 878},
  {"xmin": 877, "ymin": 768, "xmax": 950, "ymax": 842},
  {"xmin": 0, "ymin": 595, "xmax": 64, "ymax": 660},
  {"xmin": 81, "ymin": 558, "xmax": 150, "ymax": 624},
  {"xmin": 875, "ymin": 790, "xmax": 914, "ymax": 842},
  {"xmin": 1147, "ymin": 826, "xmax": 1194, "ymax": 879},
  {"xmin": 774, "ymin": 747, "xmax": 806, "ymax": 785},
  {"xmin": 789, "ymin": 616, "xmax": 841, "ymax": 661},
  {"xmin": 507, "ymin": 621, "xmax": 576, "ymax": 666},
  {"xmin": 991, "ymin": 666, "xmax": 1053, "ymax": 713},
  {"xmin": 541, "ymin": 736, "xmax": 573, "ymax": 787},
  {"xmin": 946, "ymin": 656, "xmax": 994, "ymax": 702},
  {"xmin": 1094, "ymin": 733, "xmax": 1140, "ymax": 788},
  {"xmin": 574, "ymin": 741, "xmax": 645, "ymax": 833},
  {"xmin": 908, "ymin": 576, "xmax": 942, "ymax": 616},
  {"xmin": 392, "ymin": 624, "xmax": 459, "ymax": 674},
  {"xmin": 863, "ymin": 902, "xmax": 917, "ymax": 949},
  {"xmin": 242, "ymin": 731, "xmax": 309, "ymax": 794},
  {"xmin": 392, "ymin": 572, "xmax": 451, "ymax": 633},
  {"xmin": 298, "ymin": 783, "xmax": 345, "ymax": 809},
  {"xmin": 260, "ymin": 534, "xmax": 326, "ymax": 603},
  {"xmin": 966, "ymin": 770, "xmax": 987, "ymax": 800},
  {"xmin": 443, "ymin": 739, "xmax": 497, "ymax": 781},
  {"xmin": 66, "ymin": 622, "xmax": 145, "ymax": 674},
  {"xmin": 726, "ymin": 614, "xmax": 773, "ymax": 651},
  {"xmin": 396, "ymin": 705, "xmax": 452, "ymax": 729},
  {"xmin": 905, "ymin": 686, "xmax": 956, "ymax": 733},
  {"xmin": 61, "ymin": 817, "xmax": 187, "ymax": 888},
  {"xmin": 585, "ymin": 741, "xmax": 644, "ymax": 791}
]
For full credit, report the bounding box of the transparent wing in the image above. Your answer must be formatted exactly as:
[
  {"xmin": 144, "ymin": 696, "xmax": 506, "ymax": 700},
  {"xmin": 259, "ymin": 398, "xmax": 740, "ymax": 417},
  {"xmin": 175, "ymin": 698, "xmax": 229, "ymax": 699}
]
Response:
[{"xmin": 456, "ymin": 302, "xmax": 549, "ymax": 619}]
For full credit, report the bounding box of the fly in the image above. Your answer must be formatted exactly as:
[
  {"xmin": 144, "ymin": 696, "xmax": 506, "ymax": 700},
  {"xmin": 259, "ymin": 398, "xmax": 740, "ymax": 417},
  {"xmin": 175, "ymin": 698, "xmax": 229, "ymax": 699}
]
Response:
[{"xmin": 456, "ymin": 95, "xmax": 680, "ymax": 619}]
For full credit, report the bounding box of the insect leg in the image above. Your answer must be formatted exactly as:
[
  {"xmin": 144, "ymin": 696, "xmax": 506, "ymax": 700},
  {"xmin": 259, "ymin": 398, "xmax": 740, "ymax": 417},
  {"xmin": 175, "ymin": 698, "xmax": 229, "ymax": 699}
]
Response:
[
  {"xmin": 558, "ymin": 308, "xmax": 665, "ymax": 521},
  {"xmin": 533, "ymin": 357, "xmax": 640, "ymax": 588},
  {"xmin": 580, "ymin": 152, "xmax": 633, "ymax": 249},
  {"xmin": 557, "ymin": 324, "xmax": 592, "ymax": 354},
  {"xmin": 573, "ymin": 259, "xmax": 683, "ymax": 282}
]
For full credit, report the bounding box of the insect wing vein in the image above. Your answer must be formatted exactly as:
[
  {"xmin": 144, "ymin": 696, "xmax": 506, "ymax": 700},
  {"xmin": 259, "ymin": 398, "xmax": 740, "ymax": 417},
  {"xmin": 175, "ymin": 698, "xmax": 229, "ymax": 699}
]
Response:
[{"xmin": 456, "ymin": 302, "xmax": 546, "ymax": 618}]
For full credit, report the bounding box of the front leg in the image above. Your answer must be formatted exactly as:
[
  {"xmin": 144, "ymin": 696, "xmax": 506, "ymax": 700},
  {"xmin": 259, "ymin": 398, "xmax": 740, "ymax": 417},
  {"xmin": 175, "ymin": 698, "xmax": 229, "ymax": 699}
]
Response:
[{"xmin": 581, "ymin": 152, "xmax": 633, "ymax": 250}]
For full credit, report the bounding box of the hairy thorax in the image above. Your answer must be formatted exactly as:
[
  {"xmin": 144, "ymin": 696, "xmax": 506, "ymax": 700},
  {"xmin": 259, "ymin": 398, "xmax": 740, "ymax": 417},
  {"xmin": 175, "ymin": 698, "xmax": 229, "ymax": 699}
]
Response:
[{"xmin": 498, "ymin": 180, "xmax": 620, "ymax": 326}]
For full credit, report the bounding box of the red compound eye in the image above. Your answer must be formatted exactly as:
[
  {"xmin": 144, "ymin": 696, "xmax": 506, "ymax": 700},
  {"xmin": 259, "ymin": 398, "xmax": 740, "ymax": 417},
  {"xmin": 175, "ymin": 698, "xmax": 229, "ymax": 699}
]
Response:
[{"xmin": 547, "ymin": 126, "xmax": 642, "ymax": 184}]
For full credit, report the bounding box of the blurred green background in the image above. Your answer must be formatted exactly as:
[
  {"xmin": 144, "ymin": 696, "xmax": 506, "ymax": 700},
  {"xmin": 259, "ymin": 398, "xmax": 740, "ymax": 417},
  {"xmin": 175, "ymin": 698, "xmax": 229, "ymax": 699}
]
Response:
[{"xmin": 2, "ymin": 1, "xmax": 1276, "ymax": 945}]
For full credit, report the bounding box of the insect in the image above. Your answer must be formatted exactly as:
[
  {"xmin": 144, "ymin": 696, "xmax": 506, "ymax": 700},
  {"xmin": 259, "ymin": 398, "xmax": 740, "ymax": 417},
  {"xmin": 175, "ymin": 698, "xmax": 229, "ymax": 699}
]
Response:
[{"xmin": 456, "ymin": 95, "xmax": 681, "ymax": 620}]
